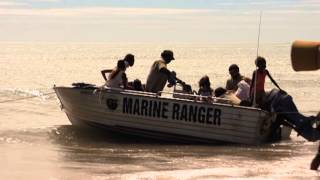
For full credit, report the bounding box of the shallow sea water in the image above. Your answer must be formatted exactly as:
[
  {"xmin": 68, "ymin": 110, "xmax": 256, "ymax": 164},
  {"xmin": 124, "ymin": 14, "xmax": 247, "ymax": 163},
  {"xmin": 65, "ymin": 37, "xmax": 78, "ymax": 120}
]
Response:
[{"xmin": 1, "ymin": 42, "xmax": 320, "ymax": 179}]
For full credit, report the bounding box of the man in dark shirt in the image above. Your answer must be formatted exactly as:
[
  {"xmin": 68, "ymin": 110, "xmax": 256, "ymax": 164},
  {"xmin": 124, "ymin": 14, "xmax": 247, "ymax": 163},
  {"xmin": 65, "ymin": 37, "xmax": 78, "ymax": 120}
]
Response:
[
  {"xmin": 225, "ymin": 64, "xmax": 246, "ymax": 91},
  {"xmin": 145, "ymin": 50, "xmax": 176, "ymax": 93}
]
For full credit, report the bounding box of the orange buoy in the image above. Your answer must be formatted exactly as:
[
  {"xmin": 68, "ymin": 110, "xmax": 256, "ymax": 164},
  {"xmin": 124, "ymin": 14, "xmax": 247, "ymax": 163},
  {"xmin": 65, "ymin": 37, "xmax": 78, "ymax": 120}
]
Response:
[{"xmin": 291, "ymin": 40, "xmax": 320, "ymax": 71}]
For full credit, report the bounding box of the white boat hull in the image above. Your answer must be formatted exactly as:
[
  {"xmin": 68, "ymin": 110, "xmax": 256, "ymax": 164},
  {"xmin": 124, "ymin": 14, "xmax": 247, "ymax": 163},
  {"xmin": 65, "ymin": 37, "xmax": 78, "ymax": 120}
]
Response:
[{"xmin": 54, "ymin": 87, "xmax": 290, "ymax": 144}]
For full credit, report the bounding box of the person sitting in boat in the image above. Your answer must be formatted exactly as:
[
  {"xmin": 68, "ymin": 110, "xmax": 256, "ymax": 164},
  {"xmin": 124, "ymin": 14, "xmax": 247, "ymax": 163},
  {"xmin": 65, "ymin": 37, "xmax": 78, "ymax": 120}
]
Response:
[
  {"xmin": 198, "ymin": 75, "xmax": 213, "ymax": 96},
  {"xmin": 145, "ymin": 50, "xmax": 177, "ymax": 93},
  {"xmin": 235, "ymin": 77, "xmax": 251, "ymax": 101},
  {"xmin": 127, "ymin": 79, "xmax": 144, "ymax": 91},
  {"xmin": 226, "ymin": 64, "xmax": 248, "ymax": 91},
  {"xmin": 250, "ymin": 56, "xmax": 283, "ymax": 107},
  {"xmin": 101, "ymin": 53, "xmax": 135, "ymax": 82},
  {"xmin": 197, "ymin": 75, "xmax": 213, "ymax": 102},
  {"xmin": 104, "ymin": 60, "xmax": 128, "ymax": 88},
  {"xmin": 214, "ymin": 87, "xmax": 241, "ymax": 105}
]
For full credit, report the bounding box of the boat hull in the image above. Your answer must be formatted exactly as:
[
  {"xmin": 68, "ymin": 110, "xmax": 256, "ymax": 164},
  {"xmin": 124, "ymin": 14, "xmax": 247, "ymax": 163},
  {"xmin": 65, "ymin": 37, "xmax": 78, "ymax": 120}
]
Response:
[{"xmin": 54, "ymin": 87, "xmax": 289, "ymax": 144}]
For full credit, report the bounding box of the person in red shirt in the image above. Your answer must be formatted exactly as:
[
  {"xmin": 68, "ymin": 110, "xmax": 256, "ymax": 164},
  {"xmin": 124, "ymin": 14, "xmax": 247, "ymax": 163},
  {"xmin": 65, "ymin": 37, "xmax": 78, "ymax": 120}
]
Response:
[{"xmin": 250, "ymin": 56, "xmax": 283, "ymax": 107}]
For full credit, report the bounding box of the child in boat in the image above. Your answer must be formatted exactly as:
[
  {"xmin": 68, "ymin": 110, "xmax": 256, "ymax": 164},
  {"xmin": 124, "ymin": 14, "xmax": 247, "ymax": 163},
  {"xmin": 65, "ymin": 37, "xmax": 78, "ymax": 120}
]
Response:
[
  {"xmin": 250, "ymin": 56, "xmax": 282, "ymax": 107},
  {"xmin": 198, "ymin": 75, "xmax": 213, "ymax": 96},
  {"xmin": 127, "ymin": 79, "xmax": 145, "ymax": 91},
  {"xmin": 104, "ymin": 60, "xmax": 128, "ymax": 88},
  {"xmin": 198, "ymin": 75, "xmax": 213, "ymax": 102}
]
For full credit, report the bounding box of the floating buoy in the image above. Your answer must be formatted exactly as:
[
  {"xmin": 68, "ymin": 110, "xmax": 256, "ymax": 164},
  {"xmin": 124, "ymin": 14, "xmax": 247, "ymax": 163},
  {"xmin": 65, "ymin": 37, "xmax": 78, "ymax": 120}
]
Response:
[{"xmin": 291, "ymin": 40, "xmax": 320, "ymax": 71}]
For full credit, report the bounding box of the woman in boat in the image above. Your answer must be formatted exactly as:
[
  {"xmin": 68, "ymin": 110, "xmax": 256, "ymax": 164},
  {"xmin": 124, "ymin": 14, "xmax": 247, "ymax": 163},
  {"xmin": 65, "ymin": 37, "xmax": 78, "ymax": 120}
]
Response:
[
  {"xmin": 104, "ymin": 60, "xmax": 128, "ymax": 88},
  {"xmin": 197, "ymin": 75, "xmax": 213, "ymax": 102},
  {"xmin": 101, "ymin": 53, "xmax": 135, "ymax": 82},
  {"xmin": 250, "ymin": 56, "xmax": 283, "ymax": 107},
  {"xmin": 198, "ymin": 75, "xmax": 213, "ymax": 96}
]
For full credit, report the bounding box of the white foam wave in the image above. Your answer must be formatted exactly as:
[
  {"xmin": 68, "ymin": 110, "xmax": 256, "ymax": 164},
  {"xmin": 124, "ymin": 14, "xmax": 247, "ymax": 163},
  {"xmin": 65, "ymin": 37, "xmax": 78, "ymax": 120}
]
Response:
[{"xmin": 0, "ymin": 88, "xmax": 55, "ymax": 102}]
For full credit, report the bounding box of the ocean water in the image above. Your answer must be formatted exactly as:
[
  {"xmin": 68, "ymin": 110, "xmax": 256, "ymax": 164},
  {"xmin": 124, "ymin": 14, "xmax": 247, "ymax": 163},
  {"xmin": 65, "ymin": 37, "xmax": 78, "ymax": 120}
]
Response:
[{"xmin": 1, "ymin": 42, "xmax": 320, "ymax": 179}]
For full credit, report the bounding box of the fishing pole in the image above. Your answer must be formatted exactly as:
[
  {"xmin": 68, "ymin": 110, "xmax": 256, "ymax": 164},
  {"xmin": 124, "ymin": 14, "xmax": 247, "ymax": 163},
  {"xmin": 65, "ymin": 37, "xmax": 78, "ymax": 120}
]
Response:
[
  {"xmin": 256, "ymin": 11, "xmax": 262, "ymax": 57},
  {"xmin": 253, "ymin": 11, "xmax": 262, "ymax": 107}
]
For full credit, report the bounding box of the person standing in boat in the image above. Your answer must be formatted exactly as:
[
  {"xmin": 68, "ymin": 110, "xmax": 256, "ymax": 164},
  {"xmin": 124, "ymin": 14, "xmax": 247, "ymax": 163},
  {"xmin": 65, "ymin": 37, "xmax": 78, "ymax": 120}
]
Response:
[
  {"xmin": 250, "ymin": 56, "xmax": 283, "ymax": 107},
  {"xmin": 226, "ymin": 64, "xmax": 247, "ymax": 91},
  {"xmin": 104, "ymin": 60, "xmax": 128, "ymax": 88},
  {"xmin": 145, "ymin": 50, "xmax": 177, "ymax": 93}
]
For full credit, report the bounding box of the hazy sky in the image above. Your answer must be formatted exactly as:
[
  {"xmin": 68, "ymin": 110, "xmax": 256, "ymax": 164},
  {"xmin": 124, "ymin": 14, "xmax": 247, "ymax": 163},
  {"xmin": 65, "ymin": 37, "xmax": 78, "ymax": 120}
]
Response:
[{"xmin": 0, "ymin": 0, "xmax": 319, "ymax": 43}]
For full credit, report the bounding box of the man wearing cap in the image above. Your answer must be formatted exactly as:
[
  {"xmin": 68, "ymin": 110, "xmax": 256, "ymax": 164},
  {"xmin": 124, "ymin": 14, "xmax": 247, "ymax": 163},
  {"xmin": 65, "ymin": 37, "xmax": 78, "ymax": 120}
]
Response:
[
  {"xmin": 225, "ymin": 64, "xmax": 247, "ymax": 91},
  {"xmin": 145, "ymin": 50, "xmax": 176, "ymax": 93}
]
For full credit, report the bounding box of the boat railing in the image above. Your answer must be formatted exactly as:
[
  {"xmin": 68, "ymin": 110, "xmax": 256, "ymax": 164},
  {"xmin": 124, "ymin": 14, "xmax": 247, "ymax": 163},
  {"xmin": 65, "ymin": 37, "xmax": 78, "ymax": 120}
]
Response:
[
  {"xmin": 160, "ymin": 90, "xmax": 231, "ymax": 103},
  {"xmin": 99, "ymin": 86, "xmax": 233, "ymax": 104}
]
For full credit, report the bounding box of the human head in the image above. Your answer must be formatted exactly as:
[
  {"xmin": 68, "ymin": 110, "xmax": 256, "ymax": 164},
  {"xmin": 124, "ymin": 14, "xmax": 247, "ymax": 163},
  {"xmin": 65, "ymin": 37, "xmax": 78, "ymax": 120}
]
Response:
[
  {"xmin": 214, "ymin": 87, "xmax": 227, "ymax": 97},
  {"xmin": 228, "ymin": 64, "xmax": 240, "ymax": 79},
  {"xmin": 117, "ymin": 60, "xmax": 126, "ymax": 71},
  {"xmin": 161, "ymin": 50, "xmax": 175, "ymax": 63},
  {"xmin": 255, "ymin": 56, "xmax": 266, "ymax": 70},
  {"xmin": 199, "ymin": 75, "xmax": 211, "ymax": 88},
  {"xmin": 133, "ymin": 79, "xmax": 143, "ymax": 91},
  {"xmin": 124, "ymin": 54, "xmax": 135, "ymax": 67}
]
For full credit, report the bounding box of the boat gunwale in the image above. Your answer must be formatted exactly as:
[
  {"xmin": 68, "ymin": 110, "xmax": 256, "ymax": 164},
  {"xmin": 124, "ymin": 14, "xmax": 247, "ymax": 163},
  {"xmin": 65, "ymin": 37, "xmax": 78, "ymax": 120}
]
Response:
[
  {"xmin": 54, "ymin": 86, "xmax": 269, "ymax": 115},
  {"xmin": 54, "ymin": 86, "xmax": 278, "ymax": 144}
]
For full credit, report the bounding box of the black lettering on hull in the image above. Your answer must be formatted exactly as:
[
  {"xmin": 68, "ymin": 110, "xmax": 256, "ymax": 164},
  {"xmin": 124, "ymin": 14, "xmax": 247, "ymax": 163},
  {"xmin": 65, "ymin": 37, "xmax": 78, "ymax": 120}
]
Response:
[
  {"xmin": 172, "ymin": 103, "xmax": 180, "ymax": 120},
  {"xmin": 123, "ymin": 97, "xmax": 132, "ymax": 114},
  {"xmin": 122, "ymin": 97, "xmax": 222, "ymax": 126},
  {"xmin": 214, "ymin": 109, "xmax": 222, "ymax": 125}
]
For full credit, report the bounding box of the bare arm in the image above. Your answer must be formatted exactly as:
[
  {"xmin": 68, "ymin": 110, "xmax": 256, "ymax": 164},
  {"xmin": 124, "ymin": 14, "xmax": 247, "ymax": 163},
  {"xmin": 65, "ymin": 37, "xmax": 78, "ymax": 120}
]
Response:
[
  {"xmin": 159, "ymin": 67, "xmax": 176, "ymax": 85},
  {"xmin": 101, "ymin": 69, "xmax": 112, "ymax": 81},
  {"xmin": 266, "ymin": 70, "xmax": 281, "ymax": 90},
  {"xmin": 122, "ymin": 72, "xmax": 128, "ymax": 88},
  {"xmin": 226, "ymin": 80, "xmax": 231, "ymax": 90},
  {"xmin": 159, "ymin": 67, "xmax": 171, "ymax": 77},
  {"xmin": 249, "ymin": 71, "xmax": 256, "ymax": 97}
]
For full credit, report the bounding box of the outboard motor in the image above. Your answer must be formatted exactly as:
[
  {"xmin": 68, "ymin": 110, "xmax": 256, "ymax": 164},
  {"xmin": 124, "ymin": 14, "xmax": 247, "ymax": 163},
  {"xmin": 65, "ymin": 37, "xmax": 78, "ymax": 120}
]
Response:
[{"xmin": 264, "ymin": 89, "xmax": 320, "ymax": 141}]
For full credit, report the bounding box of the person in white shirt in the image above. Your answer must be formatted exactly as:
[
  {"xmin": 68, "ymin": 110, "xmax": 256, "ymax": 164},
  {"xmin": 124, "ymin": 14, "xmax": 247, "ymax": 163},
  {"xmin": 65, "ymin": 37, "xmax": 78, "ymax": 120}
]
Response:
[
  {"xmin": 105, "ymin": 60, "xmax": 127, "ymax": 88},
  {"xmin": 235, "ymin": 78, "xmax": 251, "ymax": 101},
  {"xmin": 101, "ymin": 54, "xmax": 134, "ymax": 80}
]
